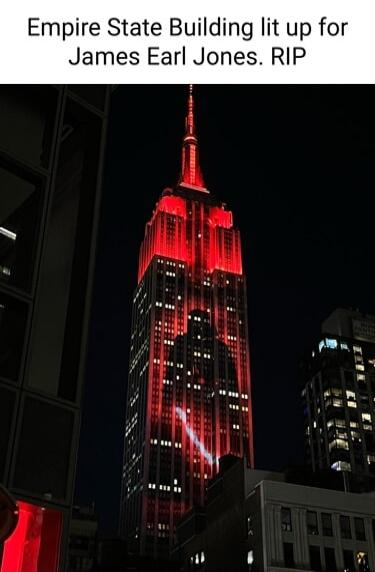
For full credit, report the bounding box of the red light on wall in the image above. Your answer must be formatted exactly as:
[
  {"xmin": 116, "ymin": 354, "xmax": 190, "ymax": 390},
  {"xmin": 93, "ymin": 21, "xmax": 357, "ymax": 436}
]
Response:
[
  {"xmin": 0, "ymin": 501, "xmax": 62, "ymax": 572},
  {"xmin": 157, "ymin": 195, "xmax": 186, "ymax": 219},
  {"xmin": 209, "ymin": 206, "xmax": 233, "ymax": 229},
  {"xmin": 180, "ymin": 85, "xmax": 206, "ymax": 190},
  {"xmin": 138, "ymin": 196, "xmax": 242, "ymax": 282}
]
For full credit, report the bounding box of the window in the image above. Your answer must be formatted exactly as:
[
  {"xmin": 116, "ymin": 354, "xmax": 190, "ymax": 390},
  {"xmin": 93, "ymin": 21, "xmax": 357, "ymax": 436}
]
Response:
[
  {"xmin": 307, "ymin": 511, "xmax": 319, "ymax": 535},
  {"xmin": 283, "ymin": 543, "xmax": 294, "ymax": 568},
  {"xmin": 324, "ymin": 547, "xmax": 337, "ymax": 572},
  {"xmin": 309, "ymin": 546, "xmax": 322, "ymax": 571},
  {"xmin": 321, "ymin": 513, "xmax": 333, "ymax": 537},
  {"xmin": 281, "ymin": 507, "xmax": 292, "ymax": 532},
  {"xmin": 26, "ymin": 100, "xmax": 103, "ymax": 402},
  {"xmin": 0, "ymin": 167, "xmax": 42, "ymax": 292},
  {"xmin": 356, "ymin": 552, "xmax": 370, "ymax": 572},
  {"xmin": 0, "ymin": 292, "xmax": 28, "ymax": 382},
  {"xmin": 354, "ymin": 517, "xmax": 366, "ymax": 541},
  {"xmin": 340, "ymin": 515, "xmax": 352, "ymax": 539},
  {"xmin": 190, "ymin": 550, "xmax": 205, "ymax": 569},
  {"xmin": 343, "ymin": 550, "xmax": 355, "ymax": 572},
  {"xmin": 247, "ymin": 515, "xmax": 253, "ymax": 536},
  {"xmin": 13, "ymin": 397, "xmax": 74, "ymax": 500},
  {"xmin": 331, "ymin": 461, "xmax": 351, "ymax": 472},
  {"xmin": 247, "ymin": 550, "xmax": 254, "ymax": 569},
  {"xmin": 0, "ymin": 387, "xmax": 16, "ymax": 480},
  {"xmin": 0, "ymin": 87, "xmax": 57, "ymax": 168}
]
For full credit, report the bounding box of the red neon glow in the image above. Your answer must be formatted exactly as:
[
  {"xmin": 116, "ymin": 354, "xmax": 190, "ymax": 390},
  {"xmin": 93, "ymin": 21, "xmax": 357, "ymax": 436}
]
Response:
[
  {"xmin": 0, "ymin": 501, "xmax": 62, "ymax": 572},
  {"xmin": 138, "ymin": 195, "xmax": 187, "ymax": 282},
  {"xmin": 209, "ymin": 206, "xmax": 233, "ymax": 229},
  {"xmin": 137, "ymin": 86, "xmax": 245, "ymax": 282},
  {"xmin": 138, "ymin": 199, "xmax": 242, "ymax": 282}
]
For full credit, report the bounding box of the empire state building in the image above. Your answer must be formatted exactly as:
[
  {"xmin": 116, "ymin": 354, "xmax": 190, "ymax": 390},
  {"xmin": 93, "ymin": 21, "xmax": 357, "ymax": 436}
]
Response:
[{"xmin": 120, "ymin": 86, "xmax": 254, "ymax": 557}]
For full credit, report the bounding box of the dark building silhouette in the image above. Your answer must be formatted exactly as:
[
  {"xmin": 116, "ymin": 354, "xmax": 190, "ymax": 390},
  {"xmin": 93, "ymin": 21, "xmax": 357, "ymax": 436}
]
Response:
[
  {"xmin": 68, "ymin": 505, "xmax": 98, "ymax": 572},
  {"xmin": 0, "ymin": 85, "xmax": 110, "ymax": 572},
  {"xmin": 302, "ymin": 308, "xmax": 375, "ymax": 480},
  {"xmin": 174, "ymin": 455, "xmax": 375, "ymax": 572},
  {"xmin": 121, "ymin": 87, "xmax": 253, "ymax": 558}
]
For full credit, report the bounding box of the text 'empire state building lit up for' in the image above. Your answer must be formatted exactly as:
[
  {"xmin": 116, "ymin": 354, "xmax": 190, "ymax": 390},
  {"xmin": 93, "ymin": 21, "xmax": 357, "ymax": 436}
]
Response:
[{"xmin": 120, "ymin": 86, "xmax": 254, "ymax": 558}]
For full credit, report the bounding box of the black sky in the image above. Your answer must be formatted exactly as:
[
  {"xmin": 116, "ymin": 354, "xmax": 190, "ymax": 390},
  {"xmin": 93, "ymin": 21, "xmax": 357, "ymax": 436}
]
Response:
[{"xmin": 75, "ymin": 85, "xmax": 375, "ymax": 533}]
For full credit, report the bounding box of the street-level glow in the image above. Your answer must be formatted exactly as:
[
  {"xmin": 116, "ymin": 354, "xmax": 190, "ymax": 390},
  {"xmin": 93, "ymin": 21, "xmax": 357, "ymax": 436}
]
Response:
[{"xmin": 0, "ymin": 500, "xmax": 62, "ymax": 572}]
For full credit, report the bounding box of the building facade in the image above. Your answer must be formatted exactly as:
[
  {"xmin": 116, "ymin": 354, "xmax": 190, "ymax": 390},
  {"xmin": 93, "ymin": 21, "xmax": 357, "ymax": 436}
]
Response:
[
  {"xmin": 121, "ymin": 87, "xmax": 254, "ymax": 557},
  {"xmin": 0, "ymin": 85, "xmax": 110, "ymax": 572},
  {"xmin": 68, "ymin": 505, "xmax": 98, "ymax": 572},
  {"xmin": 175, "ymin": 455, "xmax": 375, "ymax": 572},
  {"xmin": 302, "ymin": 308, "xmax": 375, "ymax": 478}
]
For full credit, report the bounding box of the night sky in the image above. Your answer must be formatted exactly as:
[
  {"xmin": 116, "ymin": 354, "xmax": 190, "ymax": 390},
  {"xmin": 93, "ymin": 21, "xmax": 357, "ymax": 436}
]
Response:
[{"xmin": 75, "ymin": 85, "xmax": 375, "ymax": 533}]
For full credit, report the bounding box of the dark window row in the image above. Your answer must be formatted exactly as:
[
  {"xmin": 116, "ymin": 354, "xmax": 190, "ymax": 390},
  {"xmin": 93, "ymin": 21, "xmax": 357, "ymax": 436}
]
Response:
[{"xmin": 281, "ymin": 507, "xmax": 369, "ymax": 541}]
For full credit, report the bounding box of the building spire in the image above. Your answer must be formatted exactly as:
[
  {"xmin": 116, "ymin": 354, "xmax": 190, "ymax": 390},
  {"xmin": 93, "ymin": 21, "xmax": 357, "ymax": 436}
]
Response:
[{"xmin": 179, "ymin": 85, "xmax": 206, "ymax": 190}]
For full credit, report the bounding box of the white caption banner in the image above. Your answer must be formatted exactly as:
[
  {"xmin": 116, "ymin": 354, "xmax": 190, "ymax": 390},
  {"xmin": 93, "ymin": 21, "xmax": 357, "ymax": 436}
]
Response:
[{"xmin": 0, "ymin": 0, "xmax": 374, "ymax": 83}]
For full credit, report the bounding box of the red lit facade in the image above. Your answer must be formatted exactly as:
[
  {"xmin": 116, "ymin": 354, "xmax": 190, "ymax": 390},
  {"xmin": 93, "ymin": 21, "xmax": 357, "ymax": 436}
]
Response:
[
  {"xmin": 121, "ymin": 87, "xmax": 253, "ymax": 557},
  {"xmin": 0, "ymin": 501, "xmax": 62, "ymax": 572}
]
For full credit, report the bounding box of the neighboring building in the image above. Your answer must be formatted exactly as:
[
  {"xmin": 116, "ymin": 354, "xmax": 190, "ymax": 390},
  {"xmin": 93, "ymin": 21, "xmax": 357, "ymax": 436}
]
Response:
[
  {"xmin": 174, "ymin": 455, "xmax": 375, "ymax": 572},
  {"xmin": 0, "ymin": 86, "xmax": 110, "ymax": 572},
  {"xmin": 68, "ymin": 505, "xmax": 98, "ymax": 572},
  {"xmin": 120, "ymin": 86, "xmax": 254, "ymax": 558},
  {"xmin": 302, "ymin": 308, "xmax": 375, "ymax": 479}
]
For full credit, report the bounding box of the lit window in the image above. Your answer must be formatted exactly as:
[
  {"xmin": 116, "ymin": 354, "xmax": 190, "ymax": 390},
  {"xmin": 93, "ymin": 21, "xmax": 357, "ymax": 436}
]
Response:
[
  {"xmin": 247, "ymin": 550, "xmax": 254, "ymax": 566},
  {"xmin": 0, "ymin": 227, "xmax": 17, "ymax": 241},
  {"xmin": 356, "ymin": 551, "xmax": 370, "ymax": 572},
  {"xmin": 331, "ymin": 461, "xmax": 351, "ymax": 472},
  {"xmin": 329, "ymin": 439, "xmax": 349, "ymax": 451},
  {"xmin": 247, "ymin": 515, "xmax": 254, "ymax": 535}
]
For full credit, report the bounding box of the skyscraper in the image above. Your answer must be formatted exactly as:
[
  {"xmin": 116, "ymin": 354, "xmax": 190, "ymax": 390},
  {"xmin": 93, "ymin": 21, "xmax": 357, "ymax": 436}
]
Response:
[
  {"xmin": 302, "ymin": 308, "xmax": 375, "ymax": 480},
  {"xmin": 121, "ymin": 87, "xmax": 253, "ymax": 557}
]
